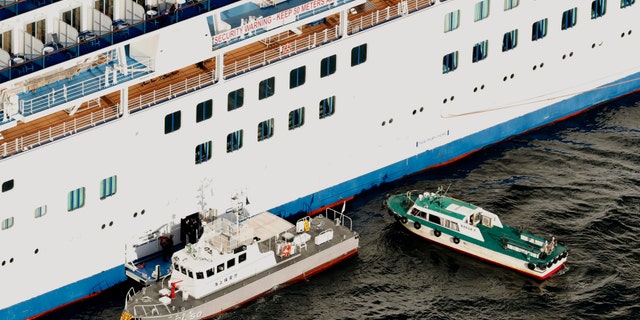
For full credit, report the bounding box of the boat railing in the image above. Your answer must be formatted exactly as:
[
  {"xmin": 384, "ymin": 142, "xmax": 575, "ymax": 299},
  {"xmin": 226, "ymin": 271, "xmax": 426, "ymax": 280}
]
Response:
[
  {"xmin": 124, "ymin": 287, "xmax": 174, "ymax": 317},
  {"xmin": 0, "ymin": 103, "xmax": 120, "ymax": 159},
  {"xmin": 347, "ymin": 0, "xmax": 435, "ymax": 35},
  {"xmin": 128, "ymin": 68, "xmax": 217, "ymax": 113},
  {"xmin": 223, "ymin": 25, "xmax": 340, "ymax": 79},
  {"xmin": 324, "ymin": 207, "xmax": 353, "ymax": 231}
]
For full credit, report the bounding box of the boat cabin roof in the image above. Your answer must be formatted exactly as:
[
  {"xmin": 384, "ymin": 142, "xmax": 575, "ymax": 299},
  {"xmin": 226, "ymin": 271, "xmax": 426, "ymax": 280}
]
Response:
[{"xmin": 414, "ymin": 192, "xmax": 503, "ymax": 228}]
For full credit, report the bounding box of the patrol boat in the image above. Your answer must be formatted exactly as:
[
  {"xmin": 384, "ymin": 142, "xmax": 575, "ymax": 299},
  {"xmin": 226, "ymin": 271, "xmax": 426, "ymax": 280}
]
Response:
[
  {"xmin": 121, "ymin": 205, "xmax": 359, "ymax": 319},
  {"xmin": 386, "ymin": 188, "xmax": 568, "ymax": 280}
]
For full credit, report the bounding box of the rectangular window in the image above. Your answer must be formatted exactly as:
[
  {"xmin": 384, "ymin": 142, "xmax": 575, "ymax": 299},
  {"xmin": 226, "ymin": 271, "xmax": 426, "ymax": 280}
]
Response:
[
  {"xmin": 561, "ymin": 8, "xmax": 578, "ymax": 30},
  {"xmin": 591, "ymin": 0, "xmax": 607, "ymax": 18},
  {"xmin": 319, "ymin": 96, "xmax": 336, "ymax": 119},
  {"xmin": 195, "ymin": 141, "xmax": 212, "ymax": 164},
  {"xmin": 239, "ymin": 253, "xmax": 247, "ymax": 263},
  {"xmin": 1, "ymin": 217, "xmax": 14, "ymax": 230},
  {"xmin": 257, "ymin": 118, "xmax": 274, "ymax": 141},
  {"xmin": 206, "ymin": 268, "xmax": 214, "ymax": 277},
  {"xmin": 351, "ymin": 44, "xmax": 367, "ymax": 66},
  {"xmin": 288, "ymin": 107, "xmax": 305, "ymax": 130},
  {"xmin": 196, "ymin": 272, "xmax": 204, "ymax": 279},
  {"xmin": 472, "ymin": 40, "xmax": 488, "ymax": 63},
  {"xmin": 258, "ymin": 77, "xmax": 275, "ymax": 100},
  {"xmin": 474, "ymin": 0, "xmax": 490, "ymax": 21},
  {"xmin": 99, "ymin": 175, "xmax": 117, "ymax": 199},
  {"xmin": 67, "ymin": 187, "xmax": 86, "ymax": 211},
  {"xmin": 504, "ymin": 0, "xmax": 518, "ymax": 10},
  {"xmin": 290, "ymin": 66, "xmax": 306, "ymax": 89},
  {"xmin": 227, "ymin": 258, "xmax": 235, "ymax": 268},
  {"xmin": 320, "ymin": 55, "xmax": 337, "ymax": 78},
  {"xmin": 621, "ymin": 0, "xmax": 635, "ymax": 8},
  {"xmin": 428, "ymin": 214, "xmax": 441, "ymax": 225},
  {"xmin": 34, "ymin": 205, "xmax": 47, "ymax": 218},
  {"xmin": 196, "ymin": 99, "xmax": 213, "ymax": 123},
  {"xmin": 2, "ymin": 179, "xmax": 14, "ymax": 192},
  {"xmin": 226, "ymin": 130, "xmax": 243, "ymax": 153},
  {"xmin": 164, "ymin": 111, "xmax": 181, "ymax": 134},
  {"xmin": 442, "ymin": 51, "xmax": 458, "ymax": 74},
  {"xmin": 502, "ymin": 29, "xmax": 518, "ymax": 51},
  {"xmin": 444, "ymin": 10, "xmax": 460, "ymax": 32},
  {"xmin": 531, "ymin": 18, "xmax": 548, "ymax": 41},
  {"xmin": 228, "ymin": 88, "xmax": 244, "ymax": 111}
]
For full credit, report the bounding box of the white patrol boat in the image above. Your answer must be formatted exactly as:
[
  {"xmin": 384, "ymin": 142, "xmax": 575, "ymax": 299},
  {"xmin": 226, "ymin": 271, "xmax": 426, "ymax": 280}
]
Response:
[
  {"xmin": 386, "ymin": 187, "xmax": 568, "ymax": 281},
  {"xmin": 121, "ymin": 203, "xmax": 359, "ymax": 319}
]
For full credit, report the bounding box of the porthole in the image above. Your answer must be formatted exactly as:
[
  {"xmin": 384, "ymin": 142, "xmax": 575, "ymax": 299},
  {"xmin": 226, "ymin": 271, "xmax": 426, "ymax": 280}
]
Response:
[
  {"xmin": 34, "ymin": 248, "xmax": 39, "ymax": 254},
  {"xmin": 381, "ymin": 121, "xmax": 386, "ymax": 126},
  {"xmin": 389, "ymin": 118, "xmax": 393, "ymax": 124},
  {"xmin": 412, "ymin": 110, "xmax": 416, "ymax": 115},
  {"xmin": 109, "ymin": 221, "xmax": 114, "ymax": 227},
  {"xmin": 141, "ymin": 209, "xmax": 146, "ymax": 215},
  {"xmin": 133, "ymin": 212, "xmax": 138, "ymax": 218},
  {"xmin": 419, "ymin": 107, "xmax": 424, "ymax": 112},
  {"xmin": 101, "ymin": 224, "xmax": 106, "ymax": 229}
]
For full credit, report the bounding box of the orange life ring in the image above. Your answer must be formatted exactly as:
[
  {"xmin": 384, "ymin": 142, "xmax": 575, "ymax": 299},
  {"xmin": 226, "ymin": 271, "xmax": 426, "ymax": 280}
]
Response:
[{"xmin": 282, "ymin": 244, "xmax": 291, "ymax": 257}]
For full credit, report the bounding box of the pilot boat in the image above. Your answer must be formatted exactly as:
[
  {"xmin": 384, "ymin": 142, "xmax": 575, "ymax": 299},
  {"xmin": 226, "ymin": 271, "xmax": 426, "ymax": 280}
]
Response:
[{"xmin": 386, "ymin": 188, "xmax": 568, "ymax": 280}]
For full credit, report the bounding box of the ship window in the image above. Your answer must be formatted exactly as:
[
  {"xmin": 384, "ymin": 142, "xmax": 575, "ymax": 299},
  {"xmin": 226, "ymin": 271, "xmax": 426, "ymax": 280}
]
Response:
[
  {"xmin": 288, "ymin": 107, "xmax": 305, "ymax": 130},
  {"xmin": 257, "ymin": 118, "xmax": 274, "ymax": 141},
  {"xmin": 442, "ymin": 51, "xmax": 458, "ymax": 74},
  {"xmin": 239, "ymin": 253, "xmax": 247, "ymax": 263},
  {"xmin": 164, "ymin": 111, "xmax": 181, "ymax": 134},
  {"xmin": 259, "ymin": 77, "xmax": 275, "ymax": 100},
  {"xmin": 290, "ymin": 66, "xmax": 306, "ymax": 89},
  {"xmin": 228, "ymin": 88, "xmax": 244, "ymax": 111},
  {"xmin": 196, "ymin": 272, "xmax": 204, "ymax": 279},
  {"xmin": 474, "ymin": 0, "xmax": 490, "ymax": 22},
  {"xmin": 196, "ymin": 99, "xmax": 213, "ymax": 123},
  {"xmin": 561, "ymin": 8, "xmax": 578, "ymax": 30},
  {"xmin": 319, "ymin": 96, "xmax": 336, "ymax": 119},
  {"xmin": 428, "ymin": 214, "xmax": 441, "ymax": 225},
  {"xmin": 174, "ymin": 263, "xmax": 179, "ymax": 271},
  {"xmin": 62, "ymin": 7, "xmax": 81, "ymax": 31},
  {"xmin": 504, "ymin": 0, "xmax": 518, "ymax": 10},
  {"xmin": 99, "ymin": 175, "xmax": 117, "ymax": 200},
  {"xmin": 226, "ymin": 130, "xmax": 243, "ymax": 153},
  {"xmin": 444, "ymin": 10, "xmax": 460, "ymax": 33},
  {"xmin": 227, "ymin": 258, "xmax": 235, "ymax": 268},
  {"xmin": 180, "ymin": 266, "xmax": 187, "ymax": 275},
  {"xmin": 351, "ymin": 44, "xmax": 367, "ymax": 66},
  {"xmin": 472, "ymin": 40, "xmax": 488, "ymax": 63},
  {"xmin": 67, "ymin": 187, "xmax": 85, "ymax": 211},
  {"xmin": 531, "ymin": 18, "xmax": 548, "ymax": 41},
  {"xmin": 445, "ymin": 220, "xmax": 460, "ymax": 232},
  {"xmin": 217, "ymin": 263, "xmax": 225, "ymax": 272},
  {"xmin": 1, "ymin": 217, "xmax": 14, "ymax": 230},
  {"xmin": 502, "ymin": 29, "xmax": 518, "ymax": 52},
  {"xmin": 188, "ymin": 270, "xmax": 194, "ymax": 278},
  {"xmin": 320, "ymin": 55, "xmax": 336, "ymax": 78},
  {"xmin": 591, "ymin": 0, "xmax": 607, "ymax": 19},
  {"xmin": 621, "ymin": 0, "xmax": 635, "ymax": 8},
  {"xmin": 207, "ymin": 268, "xmax": 214, "ymax": 277},
  {"xmin": 1, "ymin": 179, "xmax": 14, "ymax": 192},
  {"xmin": 195, "ymin": 141, "xmax": 212, "ymax": 164},
  {"xmin": 34, "ymin": 205, "xmax": 47, "ymax": 218}
]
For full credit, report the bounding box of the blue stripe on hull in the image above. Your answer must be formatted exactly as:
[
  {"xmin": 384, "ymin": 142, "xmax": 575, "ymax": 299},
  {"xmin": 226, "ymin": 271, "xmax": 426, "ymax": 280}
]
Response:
[
  {"xmin": 0, "ymin": 265, "xmax": 126, "ymax": 320},
  {"xmin": 270, "ymin": 72, "xmax": 640, "ymax": 218}
]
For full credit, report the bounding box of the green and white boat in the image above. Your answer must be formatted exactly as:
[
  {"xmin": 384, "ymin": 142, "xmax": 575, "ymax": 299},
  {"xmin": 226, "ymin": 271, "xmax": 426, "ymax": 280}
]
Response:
[{"xmin": 386, "ymin": 187, "xmax": 568, "ymax": 280}]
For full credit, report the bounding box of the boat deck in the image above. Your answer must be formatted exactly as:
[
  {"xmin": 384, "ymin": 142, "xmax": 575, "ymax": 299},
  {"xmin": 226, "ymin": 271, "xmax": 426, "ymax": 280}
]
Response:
[{"xmin": 0, "ymin": 0, "xmax": 428, "ymax": 158}]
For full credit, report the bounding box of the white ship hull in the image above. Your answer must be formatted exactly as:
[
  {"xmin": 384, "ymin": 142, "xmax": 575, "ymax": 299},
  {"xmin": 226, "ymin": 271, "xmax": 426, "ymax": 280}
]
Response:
[{"xmin": 1, "ymin": 0, "xmax": 639, "ymax": 318}]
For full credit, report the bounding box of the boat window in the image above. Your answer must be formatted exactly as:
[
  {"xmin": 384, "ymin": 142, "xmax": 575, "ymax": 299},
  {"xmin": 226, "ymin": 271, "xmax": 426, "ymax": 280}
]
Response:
[
  {"xmin": 1, "ymin": 217, "xmax": 14, "ymax": 230},
  {"xmin": 239, "ymin": 253, "xmax": 247, "ymax": 263},
  {"xmin": 174, "ymin": 263, "xmax": 179, "ymax": 271},
  {"xmin": 411, "ymin": 208, "xmax": 420, "ymax": 216},
  {"xmin": 1, "ymin": 179, "xmax": 14, "ymax": 192},
  {"xmin": 217, "ymin": 263, "xmax": 225, "ymax": 272},
  {"xmin": 504, "ymin": 0, "xmax": 519, "ymax": 11},
  {"xmin": 188, "ymin": 270, "xmax": 194, "ymax": 278},
  {"xmin": 288, "ymin": 107, "xmax": 305, "ymax": 130},
  {"xmin": 180, "ymin": 266, "xmax": 187, "ymax": 275},
  {"xmin": 320, "ymin": 54, "xmax": 336, "ymax": 78},
  {"xmin": 474, "ymin": 0, "xmax": 490, "ymax": 22},
  {"xmin": 502, "ymin": 29, "xmax": 518, "ymax": 52},
  {"xmin": 621, "ymin": 0, "xmax": 635, "ymax": 8},
  {"xmin": 196, "ymin": 272, "xmax": 204, "ymax": 279},
  {"xmin": 531, "ymin": 18, "xmax": 548, "ymax": 41},
  {"xmin": 561, "ymin": 8, "xmax": 578, "ymax": 30},
  {"xmin": 319, "ymin": 96, "xmax": 336, "ymax": 119},
  {"xmin": 164, "ymin": 111, "xmax": 181, "ymax": 134},
  {"xmin": 226, "ymin": 130, "xmax": 243, "ymax": 153},
  {"xmin": 290, "ymin": 66, "xmax": 306, "ymax": 89},
  {"xmin": 258, "ymin": 77, "xmax": 275, "ymax": 100},
  {"xmin": 444, "ymin": 10, "xmax": 460, "ymax": 33},
  {"xmin": 351, "ymin": 43, "xmax": 367, "ymax": 67},
  {"xmin": 228, "ymin": 88, "xmax": 244, "ymax": 111},
  {"xmin": 257, "ymin": 118, "xmax": 275, "ymax": 142},
  {"xmin": 207, "ymin": 268, "xmax": 214, "ymax": 277},
  {"xmin": 67, "ymin": 187, "xmax": 86, "ymax": 211},
  {"xmin": 591, "ymin": 0, "xmax": 607, "ymax": 19},
  {"xmin": 442, "ymin": 51, "xmax": 458, "ymax": 73},
  {"xmin": 227, "ymin": 258, "xmax": 235, "ymax": 268},
  {"xmin": 449, "ymin": 221, "xmax": 459, "ymax": 232},
  {"xmin": 472, "ymin": 40, "xmax": 489, "ymax": 63},
  {"xmin": 428, "ymin": 214, "xmax": 441, "ymax": 225},
  {"xmin": 196, "ymin": 99, "xmax": 213, "ymax": 123},
  {"xmin": 195, "ymin": 141, "xmax": 213, "ymax": 164},
  {"xmin": 99, "ymin": 175, "xmax": 117, "ymax": 200}
]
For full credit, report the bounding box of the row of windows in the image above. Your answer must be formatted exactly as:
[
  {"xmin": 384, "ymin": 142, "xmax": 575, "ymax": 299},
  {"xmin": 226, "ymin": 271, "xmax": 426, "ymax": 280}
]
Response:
[
  {"xmin": 441, "ymin": 1, "xmax": 635, "ymax": 74},
  {"xmin": 446, "ymin": 0, "xmax": 634, "ymax": 33},
  {"xmin": 175, "ymin": 253, "xmax": 247, "ymax": 280},
  {"xmin": 410, "ymin": 208, "xmax": 460, "ymax": 232},
  {"xmin": 1, "ymin": 175, "xmax": 117, "ymax": 231}
]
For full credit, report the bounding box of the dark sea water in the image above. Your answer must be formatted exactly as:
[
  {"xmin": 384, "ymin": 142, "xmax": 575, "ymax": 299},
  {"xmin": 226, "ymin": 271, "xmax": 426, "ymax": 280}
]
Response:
[{"xmin": 42, "ymin": 93, "xmax": 640, "ymax": 320}]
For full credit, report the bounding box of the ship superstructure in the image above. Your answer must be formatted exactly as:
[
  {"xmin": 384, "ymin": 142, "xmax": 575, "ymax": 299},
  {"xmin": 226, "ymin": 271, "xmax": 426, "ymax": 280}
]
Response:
[{"xmin": 1, "ymin": 0, "xmax": 639, "ymax": 318}]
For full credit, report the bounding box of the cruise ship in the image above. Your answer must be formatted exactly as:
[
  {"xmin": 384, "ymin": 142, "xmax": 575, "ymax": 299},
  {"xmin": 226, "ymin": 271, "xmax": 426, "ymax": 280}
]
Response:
[{"xmin": 0, "ymin": 0, "xmax": 638, "ymax": 318}]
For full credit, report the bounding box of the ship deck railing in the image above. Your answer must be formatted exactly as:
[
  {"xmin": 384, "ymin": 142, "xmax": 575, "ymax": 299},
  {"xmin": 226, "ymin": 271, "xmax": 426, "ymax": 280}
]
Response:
[
  {"xmin": 323, "ymin": 207, "xmax": 353, "ymax": 231},
  {"xmin": 18, "ymin": 55, "xmax": 152, "ymax": 118}
]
